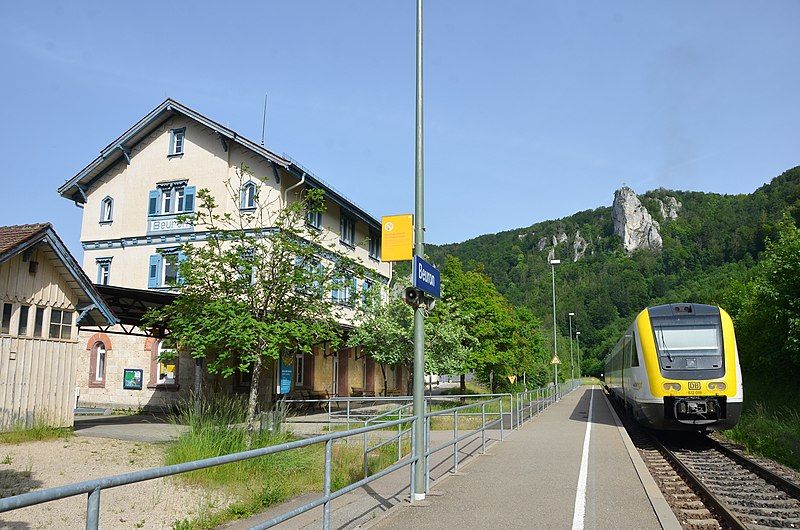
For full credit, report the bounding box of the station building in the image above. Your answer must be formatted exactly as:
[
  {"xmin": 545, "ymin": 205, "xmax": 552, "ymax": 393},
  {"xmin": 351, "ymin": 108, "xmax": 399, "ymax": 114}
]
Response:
[{"xmin": 57, "ymin": 99, "xmax": 408, "ymax": 411}]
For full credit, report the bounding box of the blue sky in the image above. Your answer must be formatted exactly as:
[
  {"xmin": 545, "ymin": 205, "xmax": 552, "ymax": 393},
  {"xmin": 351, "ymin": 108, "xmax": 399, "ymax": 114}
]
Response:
[{"xmin": 1, "ymin": 1, "xmax": 799, "ymax": 257}]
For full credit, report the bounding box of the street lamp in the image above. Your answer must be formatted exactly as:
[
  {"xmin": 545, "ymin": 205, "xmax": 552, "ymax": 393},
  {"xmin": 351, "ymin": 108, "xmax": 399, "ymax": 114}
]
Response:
[
  {"xmin": 575, "ymin": 331, "xmax": 582, "ymax": 379},
  {"xmin": 568, "ymin": 312, "xmax": 575, "ymax": 381},
  {"xmin": 550, "ymin": 259, "xmax": 560, "ymax": 397}
]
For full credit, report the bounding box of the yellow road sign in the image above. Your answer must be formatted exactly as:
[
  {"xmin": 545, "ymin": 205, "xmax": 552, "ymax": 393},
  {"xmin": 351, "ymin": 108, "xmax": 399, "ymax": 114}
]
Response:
[
  {"xmin": 551, "ymin": 355, "xmax": 561, "ymax": 365},
  {"xmin": 381, "ymin": 214, "xmax": 413, "ymax": 262},
  {"xmin": 507, "ymin": 375, "xmax": 517, "ymax": 384}
]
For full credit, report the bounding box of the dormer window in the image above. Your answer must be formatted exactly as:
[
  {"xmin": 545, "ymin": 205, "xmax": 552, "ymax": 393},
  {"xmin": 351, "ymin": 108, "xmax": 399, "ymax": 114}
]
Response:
[
  {"xmin": 340, "ymin": 213, "xmax": 356, "ymax": 247},
  {"xmin": 100, "ymin": 196, "xmax": 114, "ymax": 224},
  {"xmin": 169, "ymin": 128, "xmax": 186, "ymax": 157},
  {"xmin": 241, "ymin": 181, "xmax": 257, "ymax": 210}
]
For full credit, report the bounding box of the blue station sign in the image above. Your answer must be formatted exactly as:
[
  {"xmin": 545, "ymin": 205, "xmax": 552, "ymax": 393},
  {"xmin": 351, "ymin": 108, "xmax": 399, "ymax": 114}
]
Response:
[{"xmin": 412, "ymin": 256, "xmax": 441, "ymax": 299}]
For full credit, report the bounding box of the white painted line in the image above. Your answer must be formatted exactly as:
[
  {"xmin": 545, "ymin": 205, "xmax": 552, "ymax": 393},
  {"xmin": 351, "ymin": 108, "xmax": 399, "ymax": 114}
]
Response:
[{"xmin": 571, "ymin": 387, "xmax": 594, "ymax": 530}]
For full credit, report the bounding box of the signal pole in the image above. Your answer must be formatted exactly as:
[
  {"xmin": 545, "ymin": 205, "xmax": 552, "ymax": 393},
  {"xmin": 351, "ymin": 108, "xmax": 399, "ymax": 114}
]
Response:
[{"xmin": 412, "ymin": 0, "xmax": 426, "ymax": 502}]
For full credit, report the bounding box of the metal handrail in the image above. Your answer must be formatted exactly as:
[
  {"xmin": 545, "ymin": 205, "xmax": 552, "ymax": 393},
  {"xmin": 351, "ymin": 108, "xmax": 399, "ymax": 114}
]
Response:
[
  {"xmin": 0, "ymin": 380, "xmax": 583, "ymax": 530},
  {"xmin": 0, "ymin": 416, "xmax": 416, "ymax": 530}
]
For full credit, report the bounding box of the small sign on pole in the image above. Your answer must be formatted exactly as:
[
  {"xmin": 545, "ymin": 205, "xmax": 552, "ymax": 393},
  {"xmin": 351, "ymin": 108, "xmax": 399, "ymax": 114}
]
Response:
[
  {"xmin": 381, "ymin": 214, "xmax": 413, "ymax": 262},
  {"xmin": 507, "ymin": 375, "xmax": 517, "ymax": 384},
  {"xmin": 412, "ymin": 256, "xmax": 441, "ymax": 298},
  {"xmin": 551, "ymin": 355, "xmax": 561, "ymax": 365}
]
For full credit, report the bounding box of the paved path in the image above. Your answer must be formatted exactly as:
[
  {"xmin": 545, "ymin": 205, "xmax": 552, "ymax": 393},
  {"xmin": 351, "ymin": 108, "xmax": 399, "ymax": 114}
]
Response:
[
  {"xmin": 373, "ymin": 386, "xmax": 674, "ymax": 530},
  {"xmin": 73, "ymin": 413, "xmax": 186, "ymax": 443}
]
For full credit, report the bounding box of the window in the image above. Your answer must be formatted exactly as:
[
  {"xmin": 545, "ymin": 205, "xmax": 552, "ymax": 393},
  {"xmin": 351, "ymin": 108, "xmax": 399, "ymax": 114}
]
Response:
[
  {"xmin": 100, "ymin": 197, "xmax": 114, "ymax": 223},
  {"xmin": 17, "ymin": 305, "xmax": 29, "ymax": 336},
  {"xmin": 148, "ymin": 185, "xmax": 195, "ymax": 216},
  {"xmin": 169, "ymin": 128, "xmax": 185, "ymax": 156},
  {"xmin": 94, "ymin": 342, "xmax": 106, "ymax": 381},
  {"xmin": 241, "ymin": 181, "xmax": 257, "ymax": 210},
  {"xmin": 1, "ymin": 303, "xmax": 11, "ymax": 334},
  {"xmin": 148, "ymin": 251, "xmax": 185, "ymax": 288},
  {"xmin": 156, "ymin": 339, "xmax": 177, "ymax": 385},
  {"xmin": 332, "ymin": 277, "xmax": 356, "ymax": 305},
  {"xmin": 33, "ymin": 307, "xmax": 44, "ymax": 337},
  {"xmin": 295, "ymin": 353, "xmax": 305, "ymax": 387},
  {"xmin": 306, "ymin": 210, "xmax": 322, "ymax": 229},
  {"xmin": 368, "ymin": 230, "xmax": 380, "ymax": 260},
  {"xmin": 340, "ymin": 214, "xmax": 355, "ymax": 247},
  {"xmin": 362, "ymin": 279, "xmax": 373, "ymax": 305},
  {"xmin": 96, "ymin": 259, "xmax": 111, "ymax": 285},
  {"xmin": 48, "ymin": 309, "xmax": 73, "ymax": 340},
  {"xmin": 161, "ymin": 188, "xmax": 172, "ymax": 214}
]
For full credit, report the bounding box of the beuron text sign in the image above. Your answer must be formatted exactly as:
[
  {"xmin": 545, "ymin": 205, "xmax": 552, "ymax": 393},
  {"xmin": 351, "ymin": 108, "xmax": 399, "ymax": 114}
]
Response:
[{"xmin": 412, "ymin": 256, "xmax": 440, "ymax": 298}]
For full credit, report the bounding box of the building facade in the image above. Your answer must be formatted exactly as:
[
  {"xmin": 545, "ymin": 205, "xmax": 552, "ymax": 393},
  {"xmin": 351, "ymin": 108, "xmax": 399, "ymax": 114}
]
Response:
[
  {"xmin": 0, "ymin": 224, "xmax": 116, "ymax": 430},
  {"xmin": 58, "ymin": 99, "xmax": 407, "ymax": 410}
]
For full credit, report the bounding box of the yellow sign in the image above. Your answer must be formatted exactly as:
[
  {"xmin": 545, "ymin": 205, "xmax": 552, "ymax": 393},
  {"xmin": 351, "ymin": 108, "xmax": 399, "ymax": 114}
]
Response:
[
  {"xmin": 381, "ymin": 214, "xmax": 413, "ymax": 262},
  {"xmin": 507, "ymin": 375, "xmax": 517, "ymax": 384},
  {"xmin": 551, "ymin": 355, "xmax": 561, "ymax": 365}
]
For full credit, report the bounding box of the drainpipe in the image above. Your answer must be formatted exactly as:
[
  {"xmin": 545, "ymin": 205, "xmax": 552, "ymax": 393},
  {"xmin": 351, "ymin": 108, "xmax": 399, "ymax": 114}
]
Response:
[{"xmin": 283, "ymin": 171, "xmax": 306, "ymax": 207}]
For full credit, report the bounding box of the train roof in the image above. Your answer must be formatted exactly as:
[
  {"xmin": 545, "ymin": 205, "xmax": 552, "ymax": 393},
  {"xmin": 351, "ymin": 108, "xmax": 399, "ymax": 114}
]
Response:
[{"xmin": 647, "ymin": 303, "xmax": 720, "ymax": 318}]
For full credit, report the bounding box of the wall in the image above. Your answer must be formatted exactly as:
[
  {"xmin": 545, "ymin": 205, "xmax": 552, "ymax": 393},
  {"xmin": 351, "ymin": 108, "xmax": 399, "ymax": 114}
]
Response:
[{"xmin": 0, "ymin": 248, "xmax": 80, "ymax": 430}]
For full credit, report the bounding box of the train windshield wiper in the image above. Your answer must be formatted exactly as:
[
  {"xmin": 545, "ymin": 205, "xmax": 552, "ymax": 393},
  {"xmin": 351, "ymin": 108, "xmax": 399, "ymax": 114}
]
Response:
[{"xmin": 658, "ymin": 327, "xmax": 673, "ymax": 362}]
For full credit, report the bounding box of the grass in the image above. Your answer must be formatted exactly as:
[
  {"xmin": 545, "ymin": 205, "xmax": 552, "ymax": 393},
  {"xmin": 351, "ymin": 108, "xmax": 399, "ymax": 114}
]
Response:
[
  {"xmin": 0, "ymin": 422, "xmax": 72, "ymax": 444},
  {"xmin": 721, "ymin": 375, "xmax": 800, "ymax": 471},
  {"xmin": 166, "ymin": 395, "xmax": 406, "ymax": 530}
]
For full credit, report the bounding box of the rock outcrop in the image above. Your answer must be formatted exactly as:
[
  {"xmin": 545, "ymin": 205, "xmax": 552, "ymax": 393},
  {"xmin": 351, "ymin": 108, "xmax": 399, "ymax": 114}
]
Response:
[
  {"xmin": 552, "ymin": 230, "xmax": 568, "ymax": 246},
  {"xmin": 656, "ymin": 196, "xmax": 682, "ymax": 221},
  {"xmin": 612, "ymin": 187, "xmax": 663, "ymax": 253},
  {"xmin": 546, "ymin": 247, "xmax": 555, "ymax": 263},
  {"xmin": 537, "ymin": 237, "xmax": 549, "ymax": 251},
  {"xmin": 573, "ymin": 230, "xmax": 588, "ymax": 262}
]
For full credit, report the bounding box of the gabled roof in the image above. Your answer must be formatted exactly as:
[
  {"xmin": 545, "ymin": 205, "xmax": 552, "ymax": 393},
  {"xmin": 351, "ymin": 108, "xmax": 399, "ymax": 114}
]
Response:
[
  {"xmin": 57, "ymin": 98, "xmax": 381, "ymax": 230},
  {"xmin": 0, "ymin": 223, "xmax": 117, "ymax": 327}
]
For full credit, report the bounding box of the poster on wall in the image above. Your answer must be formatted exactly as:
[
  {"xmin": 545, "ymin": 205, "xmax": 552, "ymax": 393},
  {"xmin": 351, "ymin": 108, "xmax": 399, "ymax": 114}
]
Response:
[
  {"xmin": 279, "ymin": 358, "xmax": 293, "ymax": 394},
  {"xmin": 123, "ymin": 369, "xmax": 143, "ymax": 390}
]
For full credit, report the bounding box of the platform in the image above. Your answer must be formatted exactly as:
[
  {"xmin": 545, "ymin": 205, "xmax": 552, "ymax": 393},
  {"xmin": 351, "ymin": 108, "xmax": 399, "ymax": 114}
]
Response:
[{"xmin": 372, "ymin": 385, "xmax": 680, "ymax": 530}]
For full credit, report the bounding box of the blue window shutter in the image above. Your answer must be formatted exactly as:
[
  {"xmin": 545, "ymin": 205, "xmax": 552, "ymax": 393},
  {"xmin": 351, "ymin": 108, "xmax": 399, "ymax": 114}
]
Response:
[
  {"xmin": 184, "ymin": 186, "xmax": 195, "ymax": 212},
  {"xmin": 148, "ymin": 190, "xmax": 159, "ymax": 216},
  {"xmin": 148, "ymin": 254, "xmax": 162, "ymax": 288},
  {"xmin": 177, "ymin": 250, "xmax": 187, "ymax": 284}
]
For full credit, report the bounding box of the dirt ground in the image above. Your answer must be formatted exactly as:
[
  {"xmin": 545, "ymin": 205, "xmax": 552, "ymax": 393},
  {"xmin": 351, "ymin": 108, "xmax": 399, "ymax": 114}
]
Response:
[{"xmin": 0, "ymin": 436, "xmax": 230, "ymax": 529}]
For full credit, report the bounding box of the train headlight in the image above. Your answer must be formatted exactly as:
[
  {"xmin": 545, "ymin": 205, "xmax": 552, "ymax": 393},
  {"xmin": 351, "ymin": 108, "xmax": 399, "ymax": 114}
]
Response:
[
  {"xmin": 708, "ymin": 382, "xmax": 726, "ymax": 391},
  {"xmin": 662, "ymin": 382, "xmax": 681, "ymax": 391}
]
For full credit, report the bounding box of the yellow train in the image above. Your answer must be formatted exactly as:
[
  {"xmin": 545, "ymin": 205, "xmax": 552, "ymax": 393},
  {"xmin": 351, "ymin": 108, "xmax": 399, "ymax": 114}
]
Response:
[{"xmin": 603, "ymin": 303, "xmax": 743, "ymax": 431}]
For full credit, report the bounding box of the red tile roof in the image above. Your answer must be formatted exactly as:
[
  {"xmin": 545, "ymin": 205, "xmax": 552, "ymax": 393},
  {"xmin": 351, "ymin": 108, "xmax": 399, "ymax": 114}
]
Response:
[{"xmin": 0, "ymin": 223, "xmax": 51, "ymax": 257}]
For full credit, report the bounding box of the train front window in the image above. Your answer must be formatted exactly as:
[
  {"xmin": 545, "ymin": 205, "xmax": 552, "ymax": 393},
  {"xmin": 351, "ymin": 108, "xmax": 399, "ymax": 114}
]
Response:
[{"xmin": 653, "ymin": 323, "xmax": 723, "ymax": 372}]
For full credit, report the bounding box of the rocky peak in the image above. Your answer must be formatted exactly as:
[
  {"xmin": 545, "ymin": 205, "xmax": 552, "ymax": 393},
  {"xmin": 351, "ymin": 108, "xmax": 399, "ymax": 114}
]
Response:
[
  {"xmin": 552, "ymin": 230, "xmax": 568, "ymax": 246},
  {"xmin": 655, "ymin": 195, "xmax": 682, "ymax": 221},
  {"xmin": 612, "ymin": 187, "xmax": 663, "ymax": 253},
  {"xmin": 573, "ymin": 230, "xmax": 588, "ymax": 262}
]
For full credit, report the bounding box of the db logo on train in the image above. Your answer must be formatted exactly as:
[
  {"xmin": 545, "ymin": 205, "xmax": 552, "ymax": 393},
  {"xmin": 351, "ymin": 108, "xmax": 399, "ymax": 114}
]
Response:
[{"xmin": 688, "ymin": 382, "xmax": 701, "ymax": 390}]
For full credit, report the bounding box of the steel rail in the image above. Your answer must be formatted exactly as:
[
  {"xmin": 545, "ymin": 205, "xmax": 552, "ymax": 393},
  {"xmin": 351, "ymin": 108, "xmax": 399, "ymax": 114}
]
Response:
[{"xmin": 712, "ymin": 440, "xmax": 800, "ymax": 499}]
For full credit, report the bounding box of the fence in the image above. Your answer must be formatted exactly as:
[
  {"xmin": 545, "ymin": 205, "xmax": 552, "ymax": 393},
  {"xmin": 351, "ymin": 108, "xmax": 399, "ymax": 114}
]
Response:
[{"xmin": 0, "ymin": 380, "xmax": 581, "ymax": 529}]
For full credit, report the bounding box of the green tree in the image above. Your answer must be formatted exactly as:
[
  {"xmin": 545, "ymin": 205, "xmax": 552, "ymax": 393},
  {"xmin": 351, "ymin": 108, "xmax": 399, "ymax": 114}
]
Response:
[{"xmin": 144, "ymin": 166, "xmax": 368, "ymax": 438}]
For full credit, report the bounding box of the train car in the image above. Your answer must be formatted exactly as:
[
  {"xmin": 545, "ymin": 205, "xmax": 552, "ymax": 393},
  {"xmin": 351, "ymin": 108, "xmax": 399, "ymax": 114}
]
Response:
[{"xmin": 603, "ymin": 303, "xmax": 743, "ymax": 431}]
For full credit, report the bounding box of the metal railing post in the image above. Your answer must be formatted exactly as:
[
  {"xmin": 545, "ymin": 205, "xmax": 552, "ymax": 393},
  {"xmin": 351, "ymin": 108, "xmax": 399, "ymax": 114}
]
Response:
[
  {"xmin": 528, "ymin": 391, "xmax": 532, "ymax": 421},
  {"xmin": 409, "ymin": 418, "xmax": 417, "ymax": 502},
  {"xmin": 86, "ymin": 487, "xmax": 100, "ymax": 530},
  {"xmin": 452, "ymin": 409, "xmax": 459, "ymax": 473},
  {"xmin": 398, "ymin": 408, "xmax": 403, "ymax": 460},
  {"xmin": 323, "ymin": 439, "xmax": 333, "ymax": 530},
  {"xmin": 363, "ymin": 420, "xmax": 369, "ymax": 479},
  {"xmin": 481, "ymin": 402, "xmax": 486, "ymax": 454},
  {"xmin": 346, "ymin": 400, "xmax": 351, "ymax": 431},
  {"xmin": 425, "ymin": 416, "xmax": 431, "ymax": 493},
  {"xmin": 500, "ymin": 398, "xmax": 505, "ymax": 441}
]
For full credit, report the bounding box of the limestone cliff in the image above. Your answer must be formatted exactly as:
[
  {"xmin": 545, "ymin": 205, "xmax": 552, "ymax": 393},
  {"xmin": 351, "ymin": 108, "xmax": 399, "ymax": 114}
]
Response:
[
  {"xmin": 573, "ymin": 230, "xmax": 588, "ymax": 262},
  {"xmin": 612, "ymin": 187, "xmax": 663, "ymax": 253}
]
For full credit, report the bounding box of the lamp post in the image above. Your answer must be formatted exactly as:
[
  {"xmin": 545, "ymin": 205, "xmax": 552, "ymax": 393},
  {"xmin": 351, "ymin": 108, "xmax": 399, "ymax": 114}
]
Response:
[
  {"xmin": 411, "ymin": 0, "xmax": 426, "ymax": 502},
  {"xmin": 568, "ymin": 312, "xmax": 575, "ymax": 381},
  {"xmin": 549, "ymin": 259, "xmax": 560, "ymax": 396},
  {"xmin": 575, "ymin": 331, "xmax": 582, "ymax": 379}
]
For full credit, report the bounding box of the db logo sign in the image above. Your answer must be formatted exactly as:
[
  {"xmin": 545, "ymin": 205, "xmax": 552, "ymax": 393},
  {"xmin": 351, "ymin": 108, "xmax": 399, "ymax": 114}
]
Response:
[{"xmin": 688, "ymin": 382, "xmax": 701, "ymax": 390}]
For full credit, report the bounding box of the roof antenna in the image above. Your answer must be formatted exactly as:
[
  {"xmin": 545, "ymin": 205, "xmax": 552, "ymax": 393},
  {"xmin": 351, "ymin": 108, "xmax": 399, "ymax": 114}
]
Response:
[{"xmin": 260, "ymin": 93, "xmax": 267, "ymax": 146}]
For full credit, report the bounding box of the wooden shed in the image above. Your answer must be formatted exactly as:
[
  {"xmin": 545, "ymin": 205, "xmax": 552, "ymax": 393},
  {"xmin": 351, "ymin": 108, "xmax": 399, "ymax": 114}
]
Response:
[{"xmin": 0, "ymin": 223, "xmax": 116, "ymax": 431}]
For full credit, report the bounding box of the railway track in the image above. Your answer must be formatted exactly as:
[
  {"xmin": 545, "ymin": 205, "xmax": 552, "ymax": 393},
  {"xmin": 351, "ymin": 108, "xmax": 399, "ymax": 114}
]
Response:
[{"xmin": 609, "ymin": 394, "xmax": 800, "ymax": 529}]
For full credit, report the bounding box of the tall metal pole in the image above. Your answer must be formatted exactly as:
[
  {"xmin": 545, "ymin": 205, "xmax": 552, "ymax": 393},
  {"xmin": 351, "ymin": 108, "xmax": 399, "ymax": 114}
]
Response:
[
  {"xmin": 576, "ymin": 331, "xmax": 581, "ymax": 379},
  {"xmin": 550, "ymin": 261, "xmax": 558, "ymax": 395},
  {"xmin": 412, "ymin": 0, "xmax": 426, "ymax": 502},
  {"xmin": 568, "ymin": 312, "xmax": 574, "ymax": 381}
]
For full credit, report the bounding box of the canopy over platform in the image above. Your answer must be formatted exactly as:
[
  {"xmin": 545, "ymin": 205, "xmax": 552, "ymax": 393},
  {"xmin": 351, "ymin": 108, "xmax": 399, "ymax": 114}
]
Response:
[{"xmin": 80, "ymin": 284, "xmax": 177, "ymax": 336}]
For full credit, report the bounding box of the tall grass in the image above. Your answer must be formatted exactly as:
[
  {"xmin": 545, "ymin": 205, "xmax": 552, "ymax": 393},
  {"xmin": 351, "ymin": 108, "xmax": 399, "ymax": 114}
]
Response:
[
  {"xmin": 0, "ymin": 420, "xmax": 71, "ymax": 444},
  {"xmin": 167, "ymin": 395, "xmax": 405, "ymax": 529}
]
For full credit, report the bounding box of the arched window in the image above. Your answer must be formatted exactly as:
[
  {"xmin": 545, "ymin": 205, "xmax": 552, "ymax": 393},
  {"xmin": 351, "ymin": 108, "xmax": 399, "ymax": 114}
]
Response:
[
  {"xmin": 100, "ymin": 196, "xmax": 114, "ymax": 223},
  {"xmin": 94, "ymin": 342, "xmax": 106, "ymax": 381},
  {"xmin": 87, "ymin": 335, "xmax": 111, "ymax": 388},
  {"xmin": 241, "ymin": 181, "xmax": 257, "ymax": 210}
]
